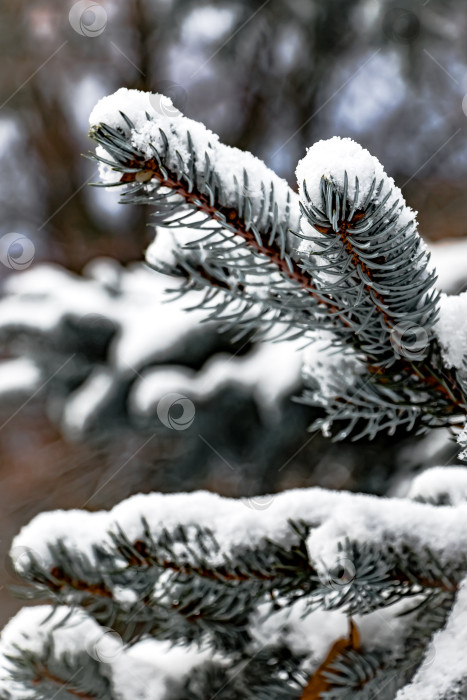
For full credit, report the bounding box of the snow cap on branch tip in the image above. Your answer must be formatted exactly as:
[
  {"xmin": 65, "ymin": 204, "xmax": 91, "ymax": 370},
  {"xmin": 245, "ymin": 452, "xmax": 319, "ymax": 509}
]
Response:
[
  {"xmin": 89, "ymin": 88, "xmax": 301, "ymax": 233},
  {"xmin": 90, "ymin": 87, "xmax": 169, "ymax": 131},
  {"xmin": 295, "ymin": 136, "xmax": 416, "ymax": 227}
]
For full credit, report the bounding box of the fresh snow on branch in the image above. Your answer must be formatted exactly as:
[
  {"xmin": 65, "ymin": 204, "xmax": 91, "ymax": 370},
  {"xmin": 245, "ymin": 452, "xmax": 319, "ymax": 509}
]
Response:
[
  {"xmin": 6, "ymin": 468, "xmax": 467, "ymax": 698},
  {"xmin": 435, "ymin": 290, "xmax": 467, "ymax": 369},
  {"xmin": 296, "ymin": 136, "xmax": 416, "ymax": 230},
  {"xmin": 0, "ymin": 606, "xmax": 211, "ymax": 700},
  {"xmin": 89, "ymin": 87, "xmax": 300, "ymax": 236},
  {"xmin": 395, "ymin": 581, "xmax": 467, "ymax": 700},
  {"xmin": 11, "ymin": 477, "xmax": 467, "ymax": 578},
  {"xmin": 429, "ymin": 238, "xmax": 467, "ymax": 294},
  {"xmin": 296, "ymin": 136, "xmax": 438, "ymax": 353},
  {"xmin": 0, "ymin": 358, "xmax": 40, "ymax": 400},
  {"xmin": 89, "ymin": 91, "xmax": 466, "ymax": 441},
  {"xmin": 408, "ymin": 466, "xmax": 467, "ymax": 505}
]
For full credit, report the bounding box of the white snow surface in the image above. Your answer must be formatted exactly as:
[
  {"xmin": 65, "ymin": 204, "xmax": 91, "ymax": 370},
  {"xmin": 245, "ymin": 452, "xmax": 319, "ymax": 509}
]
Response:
[
  {"xmin": 295, "ymin": 136, "xmax": 423, "ymax": 298},
  {"xmin": 0, "ymin": 259, "xmax": 208, "ymax": 370},
  {"xmin": 0, "ymin": 603, "xmax": 412, "ymax": 698},
  {"xmin": 435, "ymin": 290, "xmax": 467, "ymax": 369},
  {"xmin": 0, "ymin": 259, "xmax": 220, "ymax": 438},
  {"xmin": 62, "ymin": 367, "xmax": 115, "ymax": 439},
  {"xmin": 90, "ymin": 88, "xmax": 300, "ymax": 232},
  {"xmin": 458, "ymin": 424, "xmax": 467, "ymax": 461},
  {"xmin": 429, "ymin": 238, "xmax": 467, "ymax": 294},
  {"xmin": 395, "ymin": 581, "xmax": 467, "ymax": 700},
  {"xmin": 296, "ymin": 136, "xmax": 416, "ymax": 232},
  {"xmin": 0, "ymin": 606, "xmax": 210, "ymax": 700},
  {"xmin": 5, "ymin": 469, "xmax": 467, "ymax": 696},
  {"xmin": 146, "ymin": 225, "xmax": 204, "ymax": 270},
  {"xmin": 0, "ymin": 257, "xmax": 309, "ymax": 436},
  {"xmin": 12, "ymin": 471, "xmax": 467, "ymax": 576},
  {"xmin": 0, "ymin": 358, "xmax": 40, "ymax": 397},
  {"xmin": 252, "ymin": 598, "xmax": 410, "ymax": 677},
  {"xmin": 408, "ymin": 466, "xmax": 467, "ymax": 504}
]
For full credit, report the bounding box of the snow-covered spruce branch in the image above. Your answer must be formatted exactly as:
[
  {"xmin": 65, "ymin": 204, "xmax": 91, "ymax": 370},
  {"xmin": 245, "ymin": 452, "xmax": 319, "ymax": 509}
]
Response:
[
  {"xmin": 0, "ymin": 607, "xmax": 305, "ymax": 700},
  {"xmin": 0, "ymin": 608, "xmax": 113, "ymax": 700},
  {"xmin": 88, "ymin": 89, "xmax": 324, "ymax": 342},
  {"xmin": 88, "ymin": 89, "xmax": 467, "ymax": 439},
  {"xmin": 4, "ymin": 470, "xmax": 467, "ymax": 698},
  {"xmin": 295, "ymin": 138, "xmax": 439, "ymax": 362}
]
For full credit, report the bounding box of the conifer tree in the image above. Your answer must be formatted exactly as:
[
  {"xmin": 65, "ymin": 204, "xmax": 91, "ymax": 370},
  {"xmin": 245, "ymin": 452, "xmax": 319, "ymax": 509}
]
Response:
[{"xmin": 1, "ymin": 89, "xmax": 467, "ymax": 699}]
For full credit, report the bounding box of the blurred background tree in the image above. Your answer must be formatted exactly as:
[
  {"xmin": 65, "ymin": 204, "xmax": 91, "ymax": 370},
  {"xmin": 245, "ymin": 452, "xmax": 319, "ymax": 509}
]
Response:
[{"xmin": 1, "ymin": 0, "xmax": 467, "ymax": 625}]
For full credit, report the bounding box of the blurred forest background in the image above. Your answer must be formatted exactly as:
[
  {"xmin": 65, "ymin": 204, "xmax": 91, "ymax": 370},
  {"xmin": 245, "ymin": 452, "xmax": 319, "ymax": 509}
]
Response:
[{"xmin": 1, "ymin": 0, "xmax": 467, "ymax": 624}]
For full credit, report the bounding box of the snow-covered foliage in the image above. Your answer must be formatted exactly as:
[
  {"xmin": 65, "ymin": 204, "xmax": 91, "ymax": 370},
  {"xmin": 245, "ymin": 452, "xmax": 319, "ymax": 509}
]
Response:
[
  {"xmin": 87, "ymin": 88, "xmax": 467, "ymax": 442},
  {"xmin": 435, "ymin": 291, "xmax": 467, "ymax": 370},
  {"xmin": 0, "ymin": 258, "xmax": 204, "ymax": 438},
  {"xmin": 0, "ymin": 606, "xmax": 212, "ymax": 700},
  {"xmin": 457, "ymin": 425, "xmax": 467, "ymax": 462},
  {"xmin": 89, "ymin": 88, "xmax": 299, "ymax": 234},
  {"xmin": 296, "ymin": 136, "xmax": 436, "ymax": 358},
  {"xmin": 3, "ymin": 85, "xmax": 467, "ymax": 700},
  {"xmin": 429, "ymin": 238, "xmax": 467, "ymax": 295},
  {"xmin": 132, "ymin": 342, "xmax": 303, "ymax": 422},
  {"xmin": 2, "ymin": 466, "xmax": 467, "ymax": 698},
  {"xmin": 295, "ymin": 136, "xmax": 415, "ymax": 230}
]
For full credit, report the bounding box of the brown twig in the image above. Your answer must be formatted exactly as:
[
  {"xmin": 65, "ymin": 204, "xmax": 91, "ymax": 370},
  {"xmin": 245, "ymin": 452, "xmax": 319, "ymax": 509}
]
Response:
[
  {"xmin": 49, "ymin": 567, "xmax": 113, "ymax": 598},
  {"xmin": 34, "ymin": 666, "xmax": 96, "ymax": 699},
  {"xmin": 301, "ymin": 619, "xmax": 363, "ymax": 698},
  {"xmin": 130, "ymin": 539, "xmax": 313, "ymax": 583}
]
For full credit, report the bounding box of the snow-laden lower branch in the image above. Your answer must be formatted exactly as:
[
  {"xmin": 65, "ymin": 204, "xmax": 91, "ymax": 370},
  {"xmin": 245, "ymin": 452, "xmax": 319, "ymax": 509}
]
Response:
[{"xmin": 4, "ymin": 467, "xmax": 467, "ymax": 698}]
